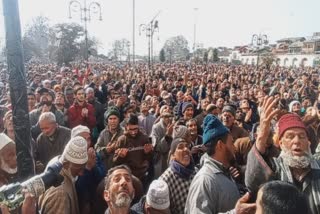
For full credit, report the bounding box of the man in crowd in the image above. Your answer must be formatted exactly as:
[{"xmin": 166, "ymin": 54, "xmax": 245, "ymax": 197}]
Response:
[
  {"xmin": 150, "ymin": 112, "xmax": 174, "ymax": 178},
  {"xmin": 85, "ymin": 87, "xmax": 105, "ymax": 133},
  {"xmin": 72, "ymin": 125, "xmax": 106, "ymax": 214},
  {"xmin": 138, "ymin": 101, "xmax": 156, "ymax": 136},
  {"xmin": 35, "ymin": 112, "xmax": 71, "ymax": 170},
  {"xmin": 38, "ymin": 136, "xmax": 88, "ymax": 214},
  {"xmin": 186, "ymin": 118, "xmax": 205, "ymax": 165},
  {"xmin": 221, "ymin": 105, "xmax": 249, "ymax": 140},
  {"xmin": 30, "ymin": 88, "xmax": 65, "ymax": 139},
  {"xmin": 68, "ymin": 87, "xmax": 96, "ymax": 130},
  {"xmin": 131, "ymin": 179, "xmax": 170, "ymax": 214},
  {"xmin": 255, "ymin": 181, "xmax": 309, "ymax": 214},
  {"xmin": 245, "ymin": 96, "xmax": 320, "ymax": 213},
  {"xmin": 113, "ymin": 114, "xmax": 153, "ymax": 183},
  {"xmin": 95, "ymin": 107, "xmax": 124, "ymax": 170},
  {"xmin": 27, "ymin": 91, "xmax": 37, "ymax": 112},
  {"xmin": 185, "ymin": 114, "xmax": 256, "ymax": 214},
  {"xmin": 103, "ymin": 165, "xmax": 138, "ymax": 214},
  {"xmin": 0, "ymin": 133, "xmax": 17, "ymax": 186}
]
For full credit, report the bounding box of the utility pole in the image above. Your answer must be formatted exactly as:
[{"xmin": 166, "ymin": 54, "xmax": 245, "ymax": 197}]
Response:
[
  {"xmin": 251, "ymin": 34, "xmax": 268, "ymax": 69},
  {"xmin": 69, "ymin": 0, "xmax": 102, "ymax": 66},
  {"xmin": 193, "ymin": 8, "xmax": 199, "ymax": 62},
  {"xmin": 139, "ymin": 11, "xmax": 160, "ymax": 69},
  {"xmin": 2, "ymin": 0, "xmax": 35, "ymax": 180},
  {"xmin": 132, "ymin": 0, "xmax": 135, "ymax": 67}
]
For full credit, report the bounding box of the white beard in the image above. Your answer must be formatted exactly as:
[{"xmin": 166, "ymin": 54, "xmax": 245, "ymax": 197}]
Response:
[
  {"xmin": 1, "ymin": 160, "xmax": 17, "ymax": 174},
  {"xmin": 114, "ymin": 193, "xmax": 133, "ymax": 208},
  {"xmin": 280, "ymin": 146, "xmax": 312, "ymax": 169}
]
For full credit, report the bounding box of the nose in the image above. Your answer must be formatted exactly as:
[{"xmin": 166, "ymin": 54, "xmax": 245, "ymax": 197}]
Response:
[
  {"xmin": 120, "ymin": 176, "xmax": 128, "ymax": 186},
  {"xmin": 291, "ymin": 135, "xmax": 301, "ymax": 145}
]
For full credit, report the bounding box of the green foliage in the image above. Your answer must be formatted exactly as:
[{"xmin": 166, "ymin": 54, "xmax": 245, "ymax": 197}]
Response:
[
  {"xmin": 213, "ymin": 48, "xmax": 219, "ymax": 62},
  {"xmin": 21, "ymin": 16, "xmax": 99, "ymax": 65},
  {"xmin": 107, "ymin": 39, "xmax": 130, "ymax": 62},
  {"xmin": 162, "ymin": 35, "xmax": 190, "ymax": 62},
  {"xmin": 159, "ymin": 48, "xmax": 165, "ymax": 62},
  {"xmin": 22, "ymin": 16, "xmax": 50, "ymax": 62}
]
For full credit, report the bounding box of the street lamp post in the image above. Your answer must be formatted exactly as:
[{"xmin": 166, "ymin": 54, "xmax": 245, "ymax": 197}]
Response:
[
  {"xmin": 68, "ymin": 0, "xmax": 102, "ymax": 65},
  {"xmin": 251, "ymin": 34, "xmax": 268, "ymax": 68},
  {"xmin": 139, "ymin": 11, "xmax": 160, "ymax": 69},
  {"xmin": 132, "ymin": 0, "xmax": 135, "ymax": 67},
  {"xmin": 193, "ymin": 8, "xmax": 199, "ymax": 63}
]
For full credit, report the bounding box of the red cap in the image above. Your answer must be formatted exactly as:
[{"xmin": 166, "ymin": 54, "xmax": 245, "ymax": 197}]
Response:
[{"xmin": 278, "ymin": 113, "xmax": 306, "ymax": 139}]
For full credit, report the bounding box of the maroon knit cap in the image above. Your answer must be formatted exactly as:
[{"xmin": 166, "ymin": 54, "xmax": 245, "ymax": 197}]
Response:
[{"xmin": 278, "ymin": 113, "xmax": 306, "ymax": 139}]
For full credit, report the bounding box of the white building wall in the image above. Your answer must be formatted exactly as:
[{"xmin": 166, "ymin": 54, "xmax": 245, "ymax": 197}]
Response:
[{"xmin": 238, "ymin": 54, "xmax": 320, "ymax": 67}]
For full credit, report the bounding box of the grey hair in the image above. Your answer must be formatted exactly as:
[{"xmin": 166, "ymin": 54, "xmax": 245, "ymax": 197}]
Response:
[
  {"xmin": 85, "ymin": 87, "xmax": 94, "ymax": 94},
  {"xmin": 173, "ymin": 125, "xmax": 189, "ymax": 139},
  {"xmin": 43, "ymin": 79, "xmax": 51, "ymax": 85},
  {"xmin": 39, "ymin": 112, "xmax": 56, "ymax": 123}
]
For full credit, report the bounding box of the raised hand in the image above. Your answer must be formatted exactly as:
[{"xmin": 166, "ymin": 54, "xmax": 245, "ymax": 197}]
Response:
[
  {"xmin": 234, "ymin": 192, "xmax": 256, "ymax": 214},
  {"xmin": 256, "ymin": 96, "xmax": 280, "ymax": 154}
]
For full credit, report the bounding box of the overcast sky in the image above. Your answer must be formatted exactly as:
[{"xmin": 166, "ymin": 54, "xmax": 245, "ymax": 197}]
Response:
[{"xmin": 0, "ymin": 0, "xmax": 320, "ymax": 56}]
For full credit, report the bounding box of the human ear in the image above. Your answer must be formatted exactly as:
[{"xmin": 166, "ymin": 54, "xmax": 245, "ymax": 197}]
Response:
[{"xmin": 104, "ymin": 190, "xmax": 110, "ymax": 202}]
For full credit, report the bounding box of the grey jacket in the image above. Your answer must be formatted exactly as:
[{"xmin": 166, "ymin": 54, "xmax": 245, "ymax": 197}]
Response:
[
  {"xmin": 95, "ymin": 126, "xmax": 124, "ymax": 170},
  {"xmin": 29, "ymin": 107, "xmax": 65, "ymax": 139},
  {"xmin": 185, "ymin": 154, "xmax": 240, "ymax": 214},
  {"xmin": 150, "ymin": 119, "xmax": 172, "ymax": 178},
  {"xmin": 245, "ymin": 145, "xmax": 319, "ymax": 214}
]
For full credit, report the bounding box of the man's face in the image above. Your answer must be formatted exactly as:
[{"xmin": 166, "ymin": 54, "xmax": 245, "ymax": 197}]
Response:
[
  {"xmin": 242, "ymin": 90, "xmax": 249, "ymax": 99},
  {"xmin": 76, "ymin": 89, "xmax": 86, "ymax": 102},
  {"xmin": 201, "ymin": 99, "xmax": 210, "ymax": 110},
  {"xmin": 176, "ymin": 92, "xmax": 184, "ymax": 102},
  {"xmin": 183, "ymin": 107, "xmax": 194, "ymax": 120},
  {"xmin": 104, "ymin": 169, "xmax": 135, "ymax": 208},
  {"xmin": 86, "ymin": 90, "xmax": 95, "ymax": 102},
  {"xmin": 79, "ymin": 132, "xmax": 92, "ymax": 148},
  {"xmin": 221, "ymin": 134, "xmax": 235, "ymax": 164},
  {"xmin": 68, "ymin": 162, "xmax": 86, "ymax": 178},
  {"xmin": 126, "ymin": 124, "xmax": 139, "ymax": 138},
  {"xmin": 141, "ymin": 102, "xmax": 149, "ymax": 113},
  {"xmin": 240, "ymin": 100, "xmax": 250, "ymax": 113},
  {"xmin": 187, "ymin": 121, "xmax": 197, "ymax": 136},
  {"xmin": 44, "ymin": 81, "xmax": 51, "ymax": 89},
  {"xmin": 222, "ymin": 112, "xmax": 235, "ymax": 128},
  {"xmin": 162, "ymin": 115, "xmax": 172, "ymax": 126},
  {"xmin": 292, "ymin": 103, "xmax": 301, "ymax": 113},
  {"xmin": 216, "ymin": 98, "xmax": 224, "ymax": 108},
  {"xmin": 39, "ymin": 120, "xmax": 57, "ymax": 137},
  {"xmin": 280, "ymin": 128, "xmax": 309, "ymax": 157},
  {"xmin": 0, "ymin": 143, "xmax": 17, "ymax": 174},
  {"xmin": 28, "ymin": 95, "xmax": 36, "ymax": 107},
  {"xmin": 34, "ymin": 76, "xmax": 40, "ymax": 84},
  {"xmin": 172, "ymin": 142, "xmax": 191, "ymax": 167},
  {"xmin": 108, "ymin": 115, "xmax": 120, "ymax": 130},
  {"xmin": 55, "ymin": 95, "xmax": 65, "ymax": 108},
  {"xmin": 302, "ymin": 99, "xmax": 311, "ymax": 108}
]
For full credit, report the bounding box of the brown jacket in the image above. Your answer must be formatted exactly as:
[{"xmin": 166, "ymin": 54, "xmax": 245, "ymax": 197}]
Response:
[
  {"xmin": 39, "ymin": 168, "xmax": 79, "ymax": 214},
  {"xmin": 229, "ymin": 124, "xmax": 249, "ymax": 141},
  {"xmin": 113, "ymin": 131, "xmax": 152, "ymax": 179}
]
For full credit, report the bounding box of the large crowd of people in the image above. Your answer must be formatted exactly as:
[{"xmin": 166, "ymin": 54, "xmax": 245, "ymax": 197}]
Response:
[{"xmin": 0, "ymin": 62, "xmax": 319, "ymax": 214}]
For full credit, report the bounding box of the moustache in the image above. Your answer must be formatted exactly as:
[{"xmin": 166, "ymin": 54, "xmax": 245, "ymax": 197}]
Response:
[{"xmin": 41, "ymin": 101, "xmax": 52, "ymax": 106}]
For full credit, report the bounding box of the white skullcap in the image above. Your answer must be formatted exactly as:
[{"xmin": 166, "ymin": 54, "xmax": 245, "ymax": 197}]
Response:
[
  {"xmin": 146, "ymin": 180, "xmax": 170, "ymax": 210},
  {"xmin": 71, "ymin": 125, "xmax": 90, "ymax": 138},
  {"xmin": 289, "ymin": 100, "xmax": 301, "ymax": 112},
  {"xmin": 0, "ymin": 133, "xmax": 14, "ymax": 151},
  {"xmin": 62, "ymin": 136, "xmax": 88, "ymax": 165}
]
